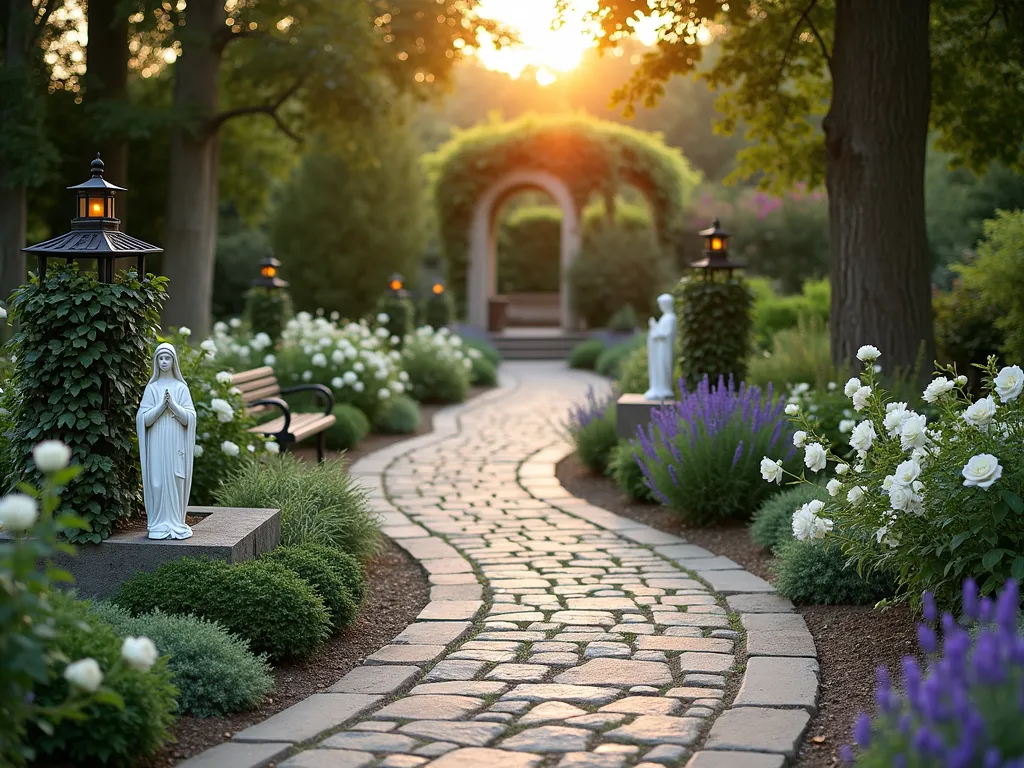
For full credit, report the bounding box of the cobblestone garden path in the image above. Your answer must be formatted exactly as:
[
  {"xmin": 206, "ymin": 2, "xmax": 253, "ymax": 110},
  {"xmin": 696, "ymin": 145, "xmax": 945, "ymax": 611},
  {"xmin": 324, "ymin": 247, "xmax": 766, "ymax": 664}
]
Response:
[{"xmin": 188, "ymin": 363, "xmax": 818, "ymax": 768}]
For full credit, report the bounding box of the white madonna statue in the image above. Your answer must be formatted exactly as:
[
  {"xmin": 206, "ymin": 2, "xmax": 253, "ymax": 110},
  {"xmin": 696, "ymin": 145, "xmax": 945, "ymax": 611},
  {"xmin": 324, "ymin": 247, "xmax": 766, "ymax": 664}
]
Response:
[
  {"xmin": 137, "ymin": 343, "xmax": 196, "ymax": 540},
  {"xmin": 645, "ymin": 293, "xmax": 677, "ymax": 400}
]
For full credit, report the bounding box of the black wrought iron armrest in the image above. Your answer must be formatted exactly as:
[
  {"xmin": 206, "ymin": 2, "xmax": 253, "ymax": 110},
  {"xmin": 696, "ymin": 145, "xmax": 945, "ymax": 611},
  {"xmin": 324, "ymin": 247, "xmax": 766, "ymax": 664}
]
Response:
[
  {"xmin": 249, "ymin": 397, "xmax": 291, "ymax": 435},
  {"xmin": 280, "ymin": 384, "xmax": 335, "ymax": 416}
]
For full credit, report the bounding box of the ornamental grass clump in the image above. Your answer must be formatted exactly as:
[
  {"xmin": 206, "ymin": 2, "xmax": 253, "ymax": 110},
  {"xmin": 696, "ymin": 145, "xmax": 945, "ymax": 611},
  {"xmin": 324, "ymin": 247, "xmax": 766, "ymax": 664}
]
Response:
[
  {"xmin": 843, "ymin": 578, "xmax": 1024, "ymax": 767},
  {"xmin": 636, "ymin": 375, "xmax": 796, "ymax": 524},
  {"xmin": 762, "ymin": 344, "xmax": 1024, "ymax": 607}
]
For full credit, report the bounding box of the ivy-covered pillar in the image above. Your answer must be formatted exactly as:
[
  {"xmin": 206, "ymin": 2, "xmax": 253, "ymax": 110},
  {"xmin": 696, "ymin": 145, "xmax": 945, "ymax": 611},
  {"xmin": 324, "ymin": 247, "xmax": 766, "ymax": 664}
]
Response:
[
  {"xmin": 9, "ymin": 157, "xmax": 168, "ymax": 542},
  {"xmin": 245, "ymin": 256, "xmax": 292, "ymax": 344},
  {"xmin": 676, "ymin": 218, "xmax": 753, "ymax": 390}
]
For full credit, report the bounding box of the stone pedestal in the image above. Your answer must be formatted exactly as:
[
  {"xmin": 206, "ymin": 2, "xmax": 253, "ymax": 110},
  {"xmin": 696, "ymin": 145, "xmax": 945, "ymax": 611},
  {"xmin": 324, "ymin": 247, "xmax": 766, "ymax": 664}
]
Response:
[
  {"xmin": 49, "ymin": 506, "xmax": 281, "ymax": 599},
  {"xmin": 616, "ymin": 393, "xmax": 675, "ymax": 441}
]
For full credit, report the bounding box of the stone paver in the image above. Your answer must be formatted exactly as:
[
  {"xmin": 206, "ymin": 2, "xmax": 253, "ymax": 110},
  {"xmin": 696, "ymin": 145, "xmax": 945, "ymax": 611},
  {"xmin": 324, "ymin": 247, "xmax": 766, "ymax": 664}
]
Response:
[{"xmin": 201, "ymin": 365, "xmax": 816, "ymax": 767}]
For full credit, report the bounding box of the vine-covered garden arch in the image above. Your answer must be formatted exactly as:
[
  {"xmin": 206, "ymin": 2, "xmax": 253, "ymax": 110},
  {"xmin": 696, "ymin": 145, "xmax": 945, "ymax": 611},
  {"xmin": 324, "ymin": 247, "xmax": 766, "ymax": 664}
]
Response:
[{"xmin": 425, "ymin": 113, "xmax": 701, "ymax": 329}]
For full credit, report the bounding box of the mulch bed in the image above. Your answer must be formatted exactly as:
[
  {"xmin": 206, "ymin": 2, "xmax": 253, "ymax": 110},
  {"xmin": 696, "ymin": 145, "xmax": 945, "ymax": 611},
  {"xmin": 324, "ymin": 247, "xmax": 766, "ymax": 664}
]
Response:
[
  {"xmin": 139, "ymin": 537, "xmax": 429, "ymax": 766},
  {"xmin": 555, "ymin": 454, "xmax": 918, "ymax": 768}
]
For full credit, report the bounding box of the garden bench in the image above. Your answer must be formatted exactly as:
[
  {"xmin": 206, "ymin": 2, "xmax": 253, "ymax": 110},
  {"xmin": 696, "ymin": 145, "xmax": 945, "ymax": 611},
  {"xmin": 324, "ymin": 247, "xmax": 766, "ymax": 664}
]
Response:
[{"xmin": 233, "ymin": 366, "xmax": 335, "ymax": 462}]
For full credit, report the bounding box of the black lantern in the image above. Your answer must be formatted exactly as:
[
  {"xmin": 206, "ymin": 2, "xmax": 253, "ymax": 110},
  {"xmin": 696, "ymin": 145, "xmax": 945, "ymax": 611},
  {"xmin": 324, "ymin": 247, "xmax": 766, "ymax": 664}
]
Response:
[
  {"xmin": 388, "ymin": 272, "xmax": 408, "ymax": 297},
  {"xmin": 24, "ymin": 154, "xmax": 161, "ymax": 283},
  {"xmin": 252, "ymin": 256, "xmax": 288, "ymax": 289},
  {"xmin": 690, "ymin": 217, "xmax": 744, "ymax": 278}
]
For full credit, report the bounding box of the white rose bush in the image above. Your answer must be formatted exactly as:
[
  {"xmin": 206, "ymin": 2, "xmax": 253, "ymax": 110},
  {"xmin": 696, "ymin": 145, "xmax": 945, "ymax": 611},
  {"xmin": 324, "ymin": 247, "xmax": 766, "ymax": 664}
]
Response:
[
  {"xmin": 401, "ymin": 326, "xmax": 475, "ymax": 404},
  {"xmin": 763, "ymin": 347, "xmax": 1024, "ymax": 606}
]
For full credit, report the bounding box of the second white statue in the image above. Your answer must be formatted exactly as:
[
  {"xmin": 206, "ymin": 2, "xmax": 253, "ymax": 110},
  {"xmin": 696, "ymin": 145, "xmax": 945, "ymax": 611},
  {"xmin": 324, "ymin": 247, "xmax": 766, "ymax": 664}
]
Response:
[
  {"xmin": 645, "ymin": 293, "xmax": 677, "ymax": 401},
  {"xmin": 137, "ymin": 342, "xmax": 196, "ymax": 540}
]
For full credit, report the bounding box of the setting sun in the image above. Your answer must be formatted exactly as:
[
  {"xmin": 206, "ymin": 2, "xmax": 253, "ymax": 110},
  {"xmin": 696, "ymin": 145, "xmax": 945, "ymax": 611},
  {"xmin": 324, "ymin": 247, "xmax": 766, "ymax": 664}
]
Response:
[{"xmin": 468, "ymin": 1, "xmax": 709, "ymax": 86}]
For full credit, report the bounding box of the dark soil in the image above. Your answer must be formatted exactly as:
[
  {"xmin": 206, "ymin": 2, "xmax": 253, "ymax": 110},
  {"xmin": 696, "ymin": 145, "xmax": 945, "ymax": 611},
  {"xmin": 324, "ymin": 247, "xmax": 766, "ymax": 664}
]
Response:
[
  {"xmin": 556, "ymin": 453, "xmax": 919, "ymax": 768},
  {"xmin": 139, "ymin": 537, "xmax": 429, "ymax": 767}
]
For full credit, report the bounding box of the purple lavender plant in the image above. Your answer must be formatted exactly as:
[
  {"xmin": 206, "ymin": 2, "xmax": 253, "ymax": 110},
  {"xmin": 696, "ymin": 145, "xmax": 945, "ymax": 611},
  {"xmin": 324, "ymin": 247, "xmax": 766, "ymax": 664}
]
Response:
[
  {"xmin": 633, "ymin": 375, "xmax": 796, "ymax": 524},
  {"xmin": 845, "ymin": 578, "xmax": 1024, "ymax": 767},
  {"xmin": 563, "ymin": 387, "xmax": 618, "ymax": 474},
  {"xmin": 563, "ymin": 387, "xmax": 616, "ymax": 436}
]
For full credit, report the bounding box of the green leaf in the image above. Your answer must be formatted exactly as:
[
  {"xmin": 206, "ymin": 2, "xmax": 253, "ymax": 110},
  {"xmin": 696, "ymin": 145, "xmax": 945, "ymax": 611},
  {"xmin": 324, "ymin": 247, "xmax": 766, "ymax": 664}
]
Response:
[
  {"xmin": 982, "ymin": 548, "xmax": 1006, "ymax": 569},
  {"xmin": 950, "ymin": 531, "xmax": 971, "ymax": 551},
  {"xmin": 1000, "ymin": 490, "xmax": 1024, "ymax": 515},
  {"xmin": 1012, "ymin": 556, "xmax": 1024, "ymax": 580}
]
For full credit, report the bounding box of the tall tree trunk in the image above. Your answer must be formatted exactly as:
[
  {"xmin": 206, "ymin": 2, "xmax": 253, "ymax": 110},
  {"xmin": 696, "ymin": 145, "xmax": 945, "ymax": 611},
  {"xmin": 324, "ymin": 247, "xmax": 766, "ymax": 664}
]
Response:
[
  {"xmin": 86, "ymin": 0, "xmax": 130, "ymax": 226},
  {"xmin": 160, "ymin": 0, "xmax": 223, "ymax": 337},
  {"xmin": 0, "ymin": 1, "xmax": 30, "ymax": 307},
  {"xmin": 825, "ymin": 0, "xmax": 934, "ymax": 376}
]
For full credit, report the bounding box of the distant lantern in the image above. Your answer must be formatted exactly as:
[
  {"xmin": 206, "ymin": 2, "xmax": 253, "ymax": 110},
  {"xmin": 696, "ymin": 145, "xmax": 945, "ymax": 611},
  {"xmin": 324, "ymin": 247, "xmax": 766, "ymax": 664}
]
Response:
[
  {"xmin": 388, "ymin": 272, "xmax": 407, "ymax": 296},
  {"xmin": 691, "ymin": 217, "xmax": 743, "ymax": 278},
  {"xmin": 252, "ymin": 256, "xmax": 288, "ymax": 289},
  {"xmin": 431, "ymin": 280, "xmax": 445, "ymax": 295},
  {"xmin": 24, "ymin": 153, "xmax": 162, "ymax": 282}
]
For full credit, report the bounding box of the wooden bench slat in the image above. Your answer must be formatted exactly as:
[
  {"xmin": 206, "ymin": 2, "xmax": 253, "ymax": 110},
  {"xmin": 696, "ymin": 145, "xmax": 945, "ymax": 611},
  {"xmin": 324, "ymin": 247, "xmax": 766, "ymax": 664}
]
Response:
[
  {"xmin": 241, "ymin": 382, "xmax": 283, "ymax": 404},
  {"xmin": 231, "ymin": 366, "xmax": 276, "ymax": 386},
  {"xmin": 236, "ymin": 376, "xmax": 278, "ymax": 393},
  {"xmin": 249, "ymin": 413, "xmax": 335, "ymax": 441}
]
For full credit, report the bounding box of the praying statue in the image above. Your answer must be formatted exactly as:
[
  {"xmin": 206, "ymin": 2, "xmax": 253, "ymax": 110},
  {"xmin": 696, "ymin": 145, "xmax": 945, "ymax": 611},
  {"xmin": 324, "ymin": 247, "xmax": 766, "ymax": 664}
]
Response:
[
  {"xmin": 137, "ymin": 343, "xmax": 196, "ymax": 540},
  {"xmin": 645, "ymin": 293, "xmax": 677, "ymax": 401}
]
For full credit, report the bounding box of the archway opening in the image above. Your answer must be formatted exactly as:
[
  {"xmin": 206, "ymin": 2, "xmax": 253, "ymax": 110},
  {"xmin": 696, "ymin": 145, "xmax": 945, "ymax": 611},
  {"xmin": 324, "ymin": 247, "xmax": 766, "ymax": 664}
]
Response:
[
  {"xmin": 468, "ymin": 170, "xmax": 581, "ymax": 331},
  {"xmin": 495, "ymin": 188, "xmax": 563, "ymax": 328}
]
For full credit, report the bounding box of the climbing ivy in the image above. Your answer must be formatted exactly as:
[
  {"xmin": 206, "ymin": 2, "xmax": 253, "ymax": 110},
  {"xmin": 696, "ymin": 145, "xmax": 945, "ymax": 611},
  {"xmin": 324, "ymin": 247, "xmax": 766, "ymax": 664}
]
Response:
[
  {"xmin": 676, "ymin": 275, "xmax": 754, "ymax": 391},
  {"xmin": 7, "ymin": 265, "xmax": 167, "ymax": 542},
  {"xmin": 424, "ymin": 114, "xmax": 701, "ymax": 311}
]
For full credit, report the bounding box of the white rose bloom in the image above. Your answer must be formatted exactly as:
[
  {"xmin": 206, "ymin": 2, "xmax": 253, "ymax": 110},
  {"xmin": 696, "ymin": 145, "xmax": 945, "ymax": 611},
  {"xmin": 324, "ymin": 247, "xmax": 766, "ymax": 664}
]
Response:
[
  {"xmin": 0, "ymin": 493, "xmax": 39, "ymax": 532},
  {"xmin": 792, "ymin": 505, "xmax": 816, "ymax": 542},
  {"xmin": 64, "ymin": 658, "xmax": 103, "ymax": 692},
  {"xmin": 922, "ymin": 377, "xmax": 955, "ymax": 403},
  {"xmin": 836, "ymin": 464, "xmax": 850, "ymax": 475},
  {"xmin": 332, "ymin": 350, "xmax": 345, "ymax": 365},
  {"xmin": 850, "ymin": 421, "xmax": 876, "ymax": 453},
  {"xmin": 962, "ymin": 453, "xmax": 1003, "ymax": 490},
  {"xmin": 216, "ymin": 371, "xmax": 233, "ymax": 384},
  {"xmin": 229, "ymin": 318, "xmax": 242, "ymax": 328},
  {"xmin": 857, "ymin": 345, "xmax": 881, "ymax": 361},
  {"xmin": 955, "ymin": 375, "xmax": 968, "ymax": 386},
  {"xmin": 839, "ymin": 419, "xmax": 856, "ymax": 434},
  {"xmin": 264, "ymin": 354, "xmax": 276, "ymax": 366},
  {"xmin": 793, "ymin": 430, "xmax": 807, "ymax": 448},
  {"xmin": 760, "ymin": 457, "xmax": 784, "ymax": 484},
  {"xmin": 377, "ymin": 313, "xmax": 390, "ymax": 324},
  {"xmin": 330, "ymin": 311, "xmax": 340, "ymax": 321},
  {"xmin": 392, "ymin": 381, "xmax": 405, "ymax": 394},
  {"xmin": 302, "ymin": 371, "xmax": 313, "ymax": 382},
  {"xmin": 200, "ymin": 339, "xmax": 217, "ymax": 355},
  {"xmin": 963, "ymin": 396, "xmax": 997, "ymax": 429},
  {"xmin": 900, "ymin": 414, "xmax": 929, "ymax": 450},
  {"xmin": 811, "ymin": 515, "xmax": 834, "ymax": 539},
  {"xmin": 804, "ymin": 443, "xmax": 827, "ymax": 472},
  {"xmin": 883, "ymin": 404, "xmax": 911, "ymax": 437},
  {"xmin": 399, "ymin": 371, "xmax": 409, "ymax": 382},
  {"xmin": 238, "ymin": 346, "xmax": 250, "ymax": 358},
  {"xmin": 331, "ymin": 377, "xmax": 344, "ymax": 389},
  {"xmin": 847, "ymin": 485, "xmax": 865, "ymax": 505},
  {"xmin": 887, "ymin": 483, "xmax": 914, "ymax": 511},
  {"xmin": 844, "ymin": 378, "xmax": 862, "ymax": 398},
  {"xmin": 343, "ymin": 371, "xmax": 358, "ymax": 384},
  {"xmin": 214, "ymin": 321, "xmax": 228, "ymax": 334},
  {"xmin": 32, "ymin": 440, "xmax": 71, "ymax": 473},
  {"xmin": 312, "ymin": 353, "xmax": 328, "ymax": 368},
  {"xmin": 378, "ymin": 388, "xmax": 391, "ymax": 400},
  {"xmin": 827, "ymin": 478, "xmax": 842, "ymax": 497},
  {"xmin": 785, "ymin": 403, "xmax": 799, "ymax": 416},
  {"xmin": 852, "ymin": 386, "xmax": 873, "ymax": 411},
  {"xmin": 121, "ymin": 637, "xmax": 158, "ymax": 672},
  {"xmin": 194, "ymin": 445, "xmax": 204, "ymax": 458},
  {"xmin": 994, "ymin": 366, "xmax": 1024, "ymax": 403},
  {"xmin": 353, "ymin": 362, "xmax": 365, "ymax": 373},
  {"xmin": 221, "ymin": 440, "xmax": 240, "ymax": 457},
  {"xmin": 303, "ymin": 344, "xmax": 314, "ymax": 355},
  {"xmin": 375, "ymin": 327, "xmax": 390, "ymax": 339},
  {"xmin": 265, "ymin": 441, "xmax": 280, "ymax": 454},
  {"xmin": 893, "ymin": 459, "xmax": 922, "ymax": 487},
  {"xmin": 253, "ymin": 332, "xmax": 272, "ymax": 349},
  {"xmin": 179, "ymin": 326, "xmax": 191, "ymax": 338},
  {"xmin": 210, "ymin": 398, "xmax": 234, "ymax": 423},
  {"xmin": 827, "ymin": 381, "xmax": 837, "ymax": 391},
  {"xmin": 247, "ymin": 444, "xmax": 256, "ymax": 453},
  {"xmin": 882, "ymin": 475, "xmax": 895, "ymax": 491}
]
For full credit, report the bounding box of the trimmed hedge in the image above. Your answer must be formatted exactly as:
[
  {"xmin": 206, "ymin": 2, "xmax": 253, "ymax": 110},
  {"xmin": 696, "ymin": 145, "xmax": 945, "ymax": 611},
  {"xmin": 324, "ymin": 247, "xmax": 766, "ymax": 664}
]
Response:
[{"xmin": 569, "ymin": 339, "xmax": 607, "ymax": 370}]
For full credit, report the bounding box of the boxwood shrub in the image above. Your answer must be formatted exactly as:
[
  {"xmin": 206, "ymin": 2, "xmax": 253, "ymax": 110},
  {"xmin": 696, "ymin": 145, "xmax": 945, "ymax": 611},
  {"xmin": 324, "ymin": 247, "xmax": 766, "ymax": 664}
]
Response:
[
  {"xmin": 374, "ymin": 394, "xmax": 422, "ymax": 434},
  {"xmin": 262, "ymin": 545, "xmax": 358, "ymax": 630},
  {"xmin": 324, "ymin": 404, "xmax": 371, "ymax": 451},
  {"xmin": 773, "ymin": 539, "xmax": 895, "ymax": 605},
  {"xmin": 114, "ymin": 557, "xmax": 331, "ymax": 663},
  {"xmin": 568, "ymin": 339, "xmax": 607, "ymax": 370}
]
